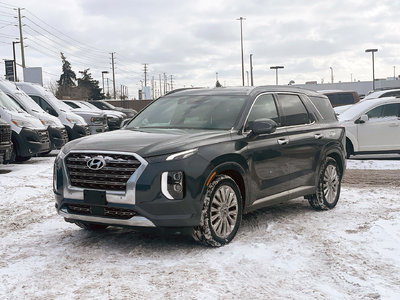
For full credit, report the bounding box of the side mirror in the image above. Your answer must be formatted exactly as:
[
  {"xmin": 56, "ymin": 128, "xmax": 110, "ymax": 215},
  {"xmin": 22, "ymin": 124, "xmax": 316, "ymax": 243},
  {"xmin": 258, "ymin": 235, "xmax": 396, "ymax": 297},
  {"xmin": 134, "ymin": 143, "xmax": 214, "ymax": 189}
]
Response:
[
  {"xmin": 355, "ymin": 114, "xmax": 368, "ymax": 124},
  {"xmin": 248, "ymin": 118, "xmax": 277, "ymax": 135}
]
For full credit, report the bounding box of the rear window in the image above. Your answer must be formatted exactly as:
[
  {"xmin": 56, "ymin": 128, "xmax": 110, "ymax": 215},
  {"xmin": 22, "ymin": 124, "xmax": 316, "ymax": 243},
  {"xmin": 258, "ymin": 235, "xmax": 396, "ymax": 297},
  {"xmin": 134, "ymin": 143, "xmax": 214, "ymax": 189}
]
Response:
[
  {"xmin": 309, "ymin": 96, "xmax": 337, "ymax": 121},
  {"xmin": 326, "ymin": 93, "xmax": 355, "ymax": 106}
]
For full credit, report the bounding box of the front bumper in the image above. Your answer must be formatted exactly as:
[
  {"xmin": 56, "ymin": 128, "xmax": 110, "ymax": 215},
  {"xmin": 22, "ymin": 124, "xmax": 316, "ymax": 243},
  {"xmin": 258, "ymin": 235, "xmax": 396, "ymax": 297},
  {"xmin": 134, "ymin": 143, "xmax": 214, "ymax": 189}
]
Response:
[
  {"xmin": 88, "ymin": 124, "xmax": 109, "ymax": 135},
  {"xmin": 65, "ymin": 124, "xmax": 91, "ymax": 140},
  {"xmin": 48, "ymin": 126, "xmax": 69, "ymax": 150},
  {"xmin": 13, "ymin": 128, "xmax": 51, "ymax": 157},
  {"xmin": 54, "ymin": 150, "xmax": 210, "ymax": 228}
]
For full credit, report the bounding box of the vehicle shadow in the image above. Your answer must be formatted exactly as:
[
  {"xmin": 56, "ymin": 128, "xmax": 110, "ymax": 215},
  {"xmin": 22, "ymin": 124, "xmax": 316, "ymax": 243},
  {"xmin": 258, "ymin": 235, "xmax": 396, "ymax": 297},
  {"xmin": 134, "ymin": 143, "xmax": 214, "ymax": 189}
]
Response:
[{"xmin": 53, "ymin": 198, "xmax": 314, "ymax": 253}]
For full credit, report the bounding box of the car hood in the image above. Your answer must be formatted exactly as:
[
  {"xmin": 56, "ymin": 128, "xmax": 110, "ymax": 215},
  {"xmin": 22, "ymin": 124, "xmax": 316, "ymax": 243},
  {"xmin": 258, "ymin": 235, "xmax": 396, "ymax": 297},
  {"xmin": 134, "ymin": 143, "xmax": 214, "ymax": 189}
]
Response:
[{"xmin": 62, "ymin": 128, "xmax": 232, "ymax": 157}]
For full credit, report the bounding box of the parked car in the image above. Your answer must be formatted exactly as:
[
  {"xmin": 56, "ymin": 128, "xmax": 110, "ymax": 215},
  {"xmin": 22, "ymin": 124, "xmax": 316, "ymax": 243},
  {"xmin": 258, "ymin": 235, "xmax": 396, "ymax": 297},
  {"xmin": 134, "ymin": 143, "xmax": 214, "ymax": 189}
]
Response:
[
  {"xmin": 63, "ymin": 100, "xmax": 126, "ymax": 131},
  {"xmin": 319, "ymin": 90, "xmax": 360, "ymax": 107},
  {"xmin": 55, "ymin": 100, "xmax": 108, "ymax": 135},
  {"xmin": 54, "ymin": 86, "xmax": 346, "ymax": 246},
  {"xmin": 0, "ymin": 118, "xmax": 12, "ymax": 164},
  {"xmin": 15, "ymin": 82, "xmax": 90, "ymax": 141},
  {"xmin": 0, "ymin": 80, "xmax": 68, "ymax": 152},
  {"xmin": 0, "ymin": 88, "xmax": 50, "ymax": 162},
  {"xmin": 338, "ymin": 96, "xmax": 400, "ymax": 158},
  {"xmin": 363, "ymin": 89, "xmax": 400, "ymax": 100},
  {"xmin": 88, "ymin": 100, "xmax": 137, "ymax": 118}
]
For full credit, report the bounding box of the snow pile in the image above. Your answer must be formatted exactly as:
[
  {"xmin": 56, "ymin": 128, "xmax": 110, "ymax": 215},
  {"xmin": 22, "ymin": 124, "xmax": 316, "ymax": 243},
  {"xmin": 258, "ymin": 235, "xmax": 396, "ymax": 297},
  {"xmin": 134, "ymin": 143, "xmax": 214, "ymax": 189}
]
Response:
[{"xmin": 0, "ymin": 155, "xmax": 400, "ymax": 299}]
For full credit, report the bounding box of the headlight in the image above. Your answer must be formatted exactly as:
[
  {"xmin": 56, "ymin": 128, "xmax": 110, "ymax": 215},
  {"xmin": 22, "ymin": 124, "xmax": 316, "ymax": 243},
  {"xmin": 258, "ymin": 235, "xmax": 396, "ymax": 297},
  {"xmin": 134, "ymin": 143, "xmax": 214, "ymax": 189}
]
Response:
[
  {"xmin": 161, "ymin": 171, "xmax": 185, "ymax": 200},
  {"xmin": 66, "ymin": 116, "xmax": 85, "ymax": 126},
  {"xmin": 43, "ymin": 119, "xmax": 58, "ymax": 127},
  {"xmin": 11, "ymin": 118, "xmax": 37, "ymax": 129},
  {"xmin": 166, "ymin": 148, "xmax": 198, "ymax": 161}
]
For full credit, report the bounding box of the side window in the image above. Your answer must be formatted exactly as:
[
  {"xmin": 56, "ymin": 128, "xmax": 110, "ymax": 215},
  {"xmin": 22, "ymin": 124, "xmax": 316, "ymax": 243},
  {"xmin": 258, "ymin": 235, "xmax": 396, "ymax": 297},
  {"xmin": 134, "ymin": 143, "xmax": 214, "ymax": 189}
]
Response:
[
  {"xmin": 246, "ymin": 94, "xmax": 280, "ymax": 130},
  {"xmin": 31, "ymin": 96, "xmax": 58, "ymax": 117},
  {"xmin": 366, "ymin": 104, "xmax": 399, "ymax": 119},
  {"xmin": 277, "ymin": 94, "xmax": 310, "ymax": 126}
]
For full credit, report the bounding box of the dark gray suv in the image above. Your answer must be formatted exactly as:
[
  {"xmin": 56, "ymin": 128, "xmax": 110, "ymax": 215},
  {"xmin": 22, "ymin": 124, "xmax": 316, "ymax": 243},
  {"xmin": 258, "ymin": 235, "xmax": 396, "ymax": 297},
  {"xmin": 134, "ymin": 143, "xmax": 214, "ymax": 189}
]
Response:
[{"xmin": 54, "ymin": 86, "xmax": 346, "ymax": 246}]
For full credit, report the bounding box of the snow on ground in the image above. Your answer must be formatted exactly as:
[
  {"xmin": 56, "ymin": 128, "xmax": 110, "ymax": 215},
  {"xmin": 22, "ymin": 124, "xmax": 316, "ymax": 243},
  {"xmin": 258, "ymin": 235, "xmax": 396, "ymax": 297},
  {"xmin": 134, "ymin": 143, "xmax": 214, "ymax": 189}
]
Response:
[
  {"xmin": 347, "ymin": 154, "xmax": 400, "ymax": 170},
  {"xmin": 0, "ymin": 154, "xmax": 400, "ymax": 299}
]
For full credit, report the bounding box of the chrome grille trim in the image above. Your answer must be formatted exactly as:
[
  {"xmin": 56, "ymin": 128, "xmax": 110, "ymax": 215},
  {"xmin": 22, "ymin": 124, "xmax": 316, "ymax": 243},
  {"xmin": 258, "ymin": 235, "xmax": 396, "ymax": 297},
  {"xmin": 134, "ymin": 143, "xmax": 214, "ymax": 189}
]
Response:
[
  {"xmin": 0, "ymin": 126, "xmax": 11, "ymax": 144},
  {"xmin": 62, "ymin": 150, "xmax": 148, "ymax": 205},
  {"xmin": 65, "ymin": 152, "xmax": 142, "ymax": 191}
]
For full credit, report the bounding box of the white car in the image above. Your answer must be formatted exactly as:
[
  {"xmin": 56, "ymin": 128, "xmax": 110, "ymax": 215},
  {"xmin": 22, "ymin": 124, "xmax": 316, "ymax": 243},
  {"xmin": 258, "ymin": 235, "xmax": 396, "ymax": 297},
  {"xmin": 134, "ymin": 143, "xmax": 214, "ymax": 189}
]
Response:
[
  {"xmin": 363, "ymin": 89, "xmax": 400, "ymax": 100},
  {"xmin": 338, "ymin": 97, "xmax": 400, "ymax": 158}
]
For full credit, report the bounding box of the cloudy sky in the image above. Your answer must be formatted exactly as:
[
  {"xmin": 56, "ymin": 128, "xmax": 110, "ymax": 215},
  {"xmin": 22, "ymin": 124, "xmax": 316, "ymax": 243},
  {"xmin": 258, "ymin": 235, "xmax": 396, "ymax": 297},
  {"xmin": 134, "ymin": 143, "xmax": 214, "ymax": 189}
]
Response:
[{"xmin": 1, "ymin": 0, "xmax": 399, "ymax": 98}]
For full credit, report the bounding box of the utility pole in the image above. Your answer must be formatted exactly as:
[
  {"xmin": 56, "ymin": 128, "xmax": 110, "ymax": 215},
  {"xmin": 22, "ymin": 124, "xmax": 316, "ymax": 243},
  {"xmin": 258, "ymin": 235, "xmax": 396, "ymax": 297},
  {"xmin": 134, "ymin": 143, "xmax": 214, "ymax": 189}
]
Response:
[
  {"xmin": 106, "ymin": 78, "xmax": 110, "ymax": 97},
  {"xmin": 250, "ymin": 54, "xmax": 254, "ymax": 86},
  {"xmin": 330, "ymin": 67, "xmax": 334, "ymax": 83},
  {"xmin": 110, "ymin": 52, "xmax": 116, "ymax": 99},
  {"xmin": 17, "ymin": 8, "xmax": 26, "ymax": 68},
  {"xmin": 143, "ymin": 63, "xmax": 148, "ymax": 87},
  {"xmin": 237, "ymin": 17, "xmax": 246, "ymax": 86},
  {"xmin": 170, "ymin": 75, "xmax": 173, "ymax": 91},
  {"xmin": 159, "ymin": 74, "xmax": 162, "ymax": 96},
  {"xmin": 12, "ymin": 41, "xmax": 20, "ymax": 81}
]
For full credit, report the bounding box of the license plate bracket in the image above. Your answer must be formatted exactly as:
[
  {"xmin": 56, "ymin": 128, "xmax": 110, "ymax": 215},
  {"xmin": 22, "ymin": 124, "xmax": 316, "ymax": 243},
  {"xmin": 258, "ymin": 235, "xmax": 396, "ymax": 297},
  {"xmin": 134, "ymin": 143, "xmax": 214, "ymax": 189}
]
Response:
[{"xmin": 84, "ymin": 190, "xmax": 107, "ymax": 205}]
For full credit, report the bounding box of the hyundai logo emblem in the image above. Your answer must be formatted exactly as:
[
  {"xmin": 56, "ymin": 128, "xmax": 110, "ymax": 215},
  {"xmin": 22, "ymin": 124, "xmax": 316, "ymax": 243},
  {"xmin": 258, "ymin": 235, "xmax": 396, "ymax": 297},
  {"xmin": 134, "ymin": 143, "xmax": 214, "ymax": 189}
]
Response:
[{"xmin": 87, "ymin": 156, "xmax": 106, "ymax": 170}]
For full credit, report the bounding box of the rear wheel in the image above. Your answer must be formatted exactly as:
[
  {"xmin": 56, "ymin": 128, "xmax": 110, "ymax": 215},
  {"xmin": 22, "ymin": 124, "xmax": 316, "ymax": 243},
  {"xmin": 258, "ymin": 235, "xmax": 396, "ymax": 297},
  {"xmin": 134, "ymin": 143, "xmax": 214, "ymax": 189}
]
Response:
[
  {"xmin": 192, "ymin": 175, "xmax": 242, "ymax": 247},
  {"xmin": 345, "ymin": 140, "xmax": 353, "ymax": 159},
  {"xmin": 308, "ymin": 157, "xmax": 341, "ymax": 210}
]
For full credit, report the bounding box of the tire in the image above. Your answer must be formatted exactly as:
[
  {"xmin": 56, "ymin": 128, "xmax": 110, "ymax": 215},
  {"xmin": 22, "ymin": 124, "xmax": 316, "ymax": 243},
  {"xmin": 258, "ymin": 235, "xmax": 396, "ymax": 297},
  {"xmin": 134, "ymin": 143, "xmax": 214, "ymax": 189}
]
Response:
[
  {"xmin": 74, "ymin": 221, "xmax": 108, "ymax": 231},
  {"xmin": 308, "ymin": 157, "xmax": 341, "ymax": 210},
  {"xmin": 192, "ymin": 175, "xmax": 242, "ymax": 247}
]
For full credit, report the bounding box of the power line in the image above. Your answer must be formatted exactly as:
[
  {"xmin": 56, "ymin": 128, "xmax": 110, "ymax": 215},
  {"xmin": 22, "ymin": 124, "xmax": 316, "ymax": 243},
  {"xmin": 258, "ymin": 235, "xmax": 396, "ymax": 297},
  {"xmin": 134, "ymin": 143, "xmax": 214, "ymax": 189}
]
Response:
[{"xmin": 24, "ymin": 8, "xmax": 109, "ymax": 54}]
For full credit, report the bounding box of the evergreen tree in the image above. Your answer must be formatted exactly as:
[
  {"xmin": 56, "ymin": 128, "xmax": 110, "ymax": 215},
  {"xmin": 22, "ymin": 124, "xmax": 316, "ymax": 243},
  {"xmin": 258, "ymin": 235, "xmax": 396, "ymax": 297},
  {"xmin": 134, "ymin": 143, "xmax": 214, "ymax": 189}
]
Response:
[
  {"xmin": 216, "ymin": 80, "xmax": 222, "ymax": 87},
  {"xmin": 77, "ymin": 69, "xmax": 104, "ymax": 100},
  {"xmin": 56, "ymin": 53, "xmax": 76, "ymax": 98}
]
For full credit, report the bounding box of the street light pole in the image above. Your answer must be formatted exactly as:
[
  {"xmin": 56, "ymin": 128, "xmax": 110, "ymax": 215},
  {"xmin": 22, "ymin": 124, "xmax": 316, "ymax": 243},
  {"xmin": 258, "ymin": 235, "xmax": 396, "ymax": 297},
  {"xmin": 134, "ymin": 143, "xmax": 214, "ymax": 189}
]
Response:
[
  {"xmin": 330, "ymin": 67, "xmax": 334, "ymax": 83},
  {"xmin": 237, "ymin": 17, "xmax": 246, "ymax": 86},
  {"xmin": 365, "ymin": 48, "xmax": 378, "ymax": 91},
  {"xmin": 250, "ymin": 54, "xmax": 254, "ymax": 86},
  {"xmin": 270, "ymin": 66, "xmax": 284, "ymax": 85},
  {"xmin": 101, "ymin": 71, "xmax": 109, "ymax": 97}
]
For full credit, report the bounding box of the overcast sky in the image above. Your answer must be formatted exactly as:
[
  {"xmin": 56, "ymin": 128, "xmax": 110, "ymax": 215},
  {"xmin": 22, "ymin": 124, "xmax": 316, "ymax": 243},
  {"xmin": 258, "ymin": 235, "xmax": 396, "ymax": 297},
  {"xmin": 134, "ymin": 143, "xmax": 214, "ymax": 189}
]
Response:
[{"xmin": 1, "ymin": 0, "xmax": 399, "ymax": 97}]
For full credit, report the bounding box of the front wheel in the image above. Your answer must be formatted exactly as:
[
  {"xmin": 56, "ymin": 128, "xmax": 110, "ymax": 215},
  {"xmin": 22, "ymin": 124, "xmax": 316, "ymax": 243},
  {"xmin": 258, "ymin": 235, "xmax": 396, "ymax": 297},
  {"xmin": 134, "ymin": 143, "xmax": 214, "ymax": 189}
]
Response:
[
  {"xmin": 192, "ymin": 175, "xmax": 242, "ymax": 247},
  {"xmin": 308, "ymin": 157, "xmax": 341, "ymax": 210}
]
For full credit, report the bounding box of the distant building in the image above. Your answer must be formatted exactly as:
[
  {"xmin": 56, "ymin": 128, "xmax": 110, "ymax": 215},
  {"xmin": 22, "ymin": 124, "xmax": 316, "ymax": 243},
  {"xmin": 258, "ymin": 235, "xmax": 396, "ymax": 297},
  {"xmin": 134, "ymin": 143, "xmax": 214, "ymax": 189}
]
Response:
[{"xmin": 294, "ymin": 78, "xmax": 400, "ymax": 97}]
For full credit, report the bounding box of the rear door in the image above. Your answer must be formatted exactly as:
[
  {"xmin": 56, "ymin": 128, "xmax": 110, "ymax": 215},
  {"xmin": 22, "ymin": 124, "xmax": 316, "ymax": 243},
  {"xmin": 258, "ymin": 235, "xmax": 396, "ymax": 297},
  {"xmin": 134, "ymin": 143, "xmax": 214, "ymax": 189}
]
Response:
[
  {"xmin": 357, "ymin": 102, "xmax": 400, "ymax": 151},
  {"xmin": 275, "ymin": 93, "xmax": 321, "ymax": 190}
]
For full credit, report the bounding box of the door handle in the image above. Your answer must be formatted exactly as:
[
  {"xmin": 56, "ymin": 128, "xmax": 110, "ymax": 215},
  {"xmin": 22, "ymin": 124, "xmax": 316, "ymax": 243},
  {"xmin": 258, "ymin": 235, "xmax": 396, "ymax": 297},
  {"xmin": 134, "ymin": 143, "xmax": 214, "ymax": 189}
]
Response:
[
  {"xmin": 314, "ymin": 133, "xmax": 324, "ymax": 139},
  {"xmin": 277, "ymin": 138, "xmax": 289, "ymax": 145}
]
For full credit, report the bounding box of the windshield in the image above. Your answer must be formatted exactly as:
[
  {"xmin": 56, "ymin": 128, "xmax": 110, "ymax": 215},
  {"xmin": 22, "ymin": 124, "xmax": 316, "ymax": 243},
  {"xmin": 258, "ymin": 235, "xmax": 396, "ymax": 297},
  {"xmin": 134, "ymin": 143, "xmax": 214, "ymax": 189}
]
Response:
[
  {"xmin": 126, "ymin": 95, "xmax": 246, "ymax": 130},
  {"xmin": 45, "ymin": 92, "xmax": 73, "ymax": 111},
  {"xmin": 101, "ymin": 101, "xmax": 116, "ymax": 109},
  {"xmin": 79, "ymin": 101, "xmax": 102, "ymax": 111},
  {"xmin": 13, "ymin": 90, "xmax": 46, "ymax": 113},
  {"xmin": 0, "ymin": 89, "xmax": 24, "ymax": 112}
]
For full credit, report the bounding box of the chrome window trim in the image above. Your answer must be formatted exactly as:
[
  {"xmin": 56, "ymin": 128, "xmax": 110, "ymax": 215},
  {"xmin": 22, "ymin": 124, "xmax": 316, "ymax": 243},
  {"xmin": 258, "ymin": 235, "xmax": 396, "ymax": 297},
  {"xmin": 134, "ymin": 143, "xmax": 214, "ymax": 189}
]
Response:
[
  {"xmin": 62, "ymin": 150, "xmax": 148, "ymax": 205},
  {"xmin": 242, "ymin": 91, "xmax": 315, "ymax": 135}
]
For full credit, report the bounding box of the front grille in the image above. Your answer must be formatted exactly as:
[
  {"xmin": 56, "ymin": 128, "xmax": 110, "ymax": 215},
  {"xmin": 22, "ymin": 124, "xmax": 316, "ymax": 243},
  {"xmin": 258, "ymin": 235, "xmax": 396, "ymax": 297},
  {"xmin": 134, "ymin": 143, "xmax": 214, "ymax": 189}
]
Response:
[
  {"xmin": 38, "ymin": 130, "xmax": 50, "ymax": 143},
  {"xmin": 67, "ymin": 204, "xmax": 138, "ymax": 219},
  {"xmin": 60, "ymin": 128, "xmax": 68, "ymax": 141},
  {"xmin": 65, "ymin": 152, "xmax": 141, "ymax": 191},
  {"xmin": 0, "ymin": 125, "xmax": 11, "ymax": 144}
]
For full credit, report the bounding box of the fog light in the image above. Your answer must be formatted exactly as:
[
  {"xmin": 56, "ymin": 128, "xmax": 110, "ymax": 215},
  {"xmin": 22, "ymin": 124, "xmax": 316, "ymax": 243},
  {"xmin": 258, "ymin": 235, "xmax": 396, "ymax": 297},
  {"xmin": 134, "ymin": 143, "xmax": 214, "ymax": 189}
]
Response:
[{"xmin": 161, "ymin": 171, "xmax": 185, "ymax": 200}]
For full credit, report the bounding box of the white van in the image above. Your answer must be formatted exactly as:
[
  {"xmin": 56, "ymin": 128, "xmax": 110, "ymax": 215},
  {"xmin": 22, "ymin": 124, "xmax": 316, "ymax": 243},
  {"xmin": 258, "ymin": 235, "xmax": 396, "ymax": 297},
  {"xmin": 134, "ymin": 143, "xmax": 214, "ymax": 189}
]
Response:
[
  {"xmin": 0, "ymin": 88, "xmax": 50, "ymax": 162},
  {"xmin": 0, "ymin": 80, "xmax": 68, "ymax": 151},
  {"xmin": 15, "ymin": 82, "xmax": 90, "ymax": 140}
]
